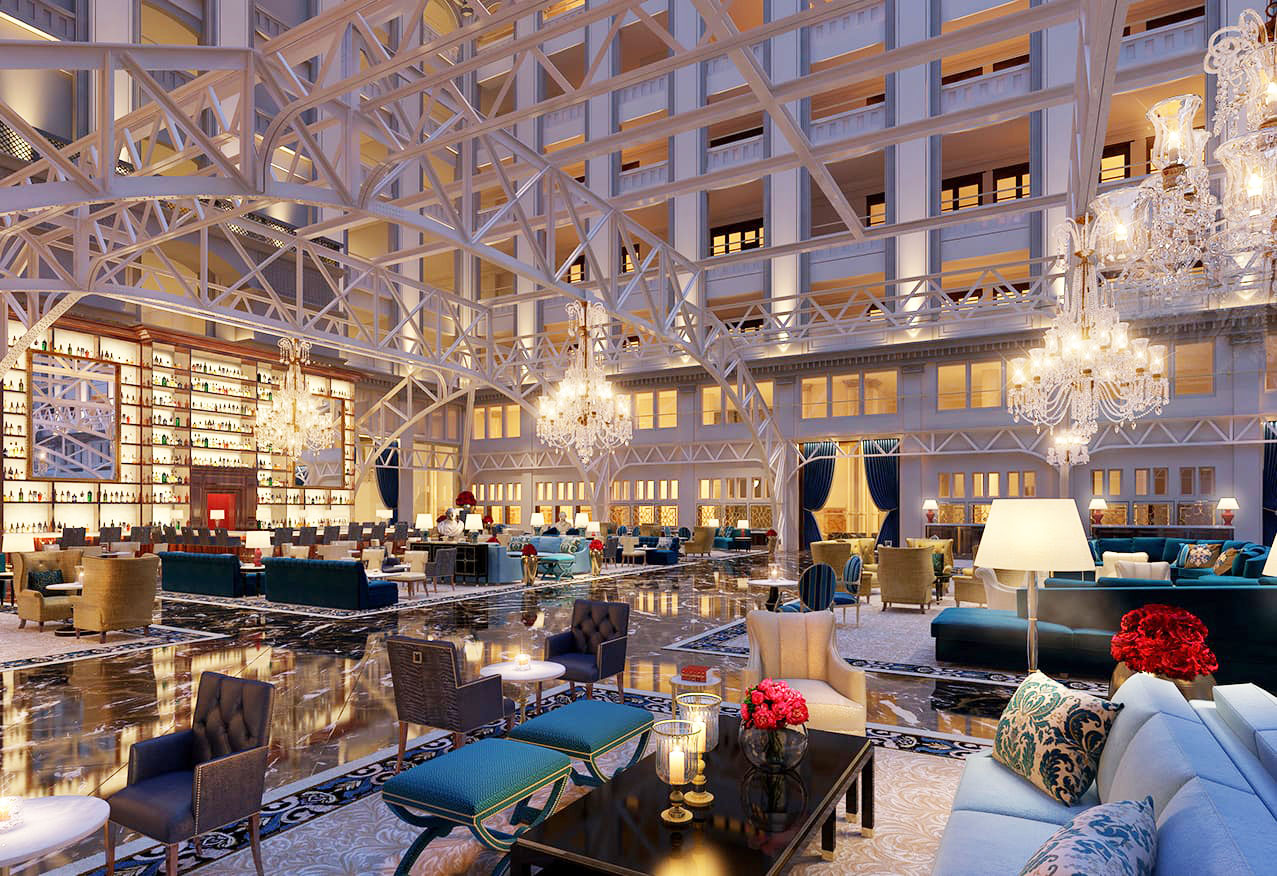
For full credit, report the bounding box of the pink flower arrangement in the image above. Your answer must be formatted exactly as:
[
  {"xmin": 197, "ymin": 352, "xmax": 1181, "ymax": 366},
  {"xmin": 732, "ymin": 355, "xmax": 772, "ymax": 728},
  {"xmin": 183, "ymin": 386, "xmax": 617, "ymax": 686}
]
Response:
[{"xmin": 740, "ymin": 678, "xmax": 808, "ymax": 731}]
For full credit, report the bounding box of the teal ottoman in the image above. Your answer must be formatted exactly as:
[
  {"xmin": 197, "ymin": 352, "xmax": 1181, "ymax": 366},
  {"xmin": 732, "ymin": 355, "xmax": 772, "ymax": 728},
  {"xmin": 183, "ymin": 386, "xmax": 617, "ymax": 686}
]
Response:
[
  {"xmin": 507, "ymin": 698, "xmax": 653, "ymax": 787},
  {"xmin": 382, "ymin": 738, "xmax": 571, "ymax": 876},
  {"xmin": 536, "ymin": 553, "xmax": 575, "ymax": 580}
]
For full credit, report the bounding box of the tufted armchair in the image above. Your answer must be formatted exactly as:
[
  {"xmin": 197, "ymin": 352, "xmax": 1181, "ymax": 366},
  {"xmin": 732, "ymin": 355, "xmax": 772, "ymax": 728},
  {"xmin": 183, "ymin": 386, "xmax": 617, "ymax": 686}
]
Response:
[
  {"xmin": 14, "ymin": 548, "xmax": 83, "ymax": 630},
  {"xmin": 106, "ymin": 671, "xmax": 275, "ymax": 876},
  {"xmin": 387, "ymin": 636, "xmax": 514, "ymax": 771},
  {"xmin": 878, "ymin": 545, "xmax": 935, "ymax": 612},
  {"xmin": 545, "ymin": 599, "xmax": 630, "ymax": 702},
  {"xmin": 743, "ymin": 610, "xmax": 866, "ymax": 735}
]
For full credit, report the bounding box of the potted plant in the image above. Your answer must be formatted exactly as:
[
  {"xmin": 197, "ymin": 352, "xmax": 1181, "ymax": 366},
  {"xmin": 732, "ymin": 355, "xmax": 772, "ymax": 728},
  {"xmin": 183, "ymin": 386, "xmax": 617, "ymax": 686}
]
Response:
[
  {"xmin": 521, "ymin": 543, "xmax": 539, "ymax": 585},
  {"xmin": 588, "ymin": 538, "xmax": 605, "ymax": 575},
  {"xmin": 766, "ymin": 528, "xmax": 778, "ymax": 558},
  {"xmin": 1109, "ymin": 604, "xmax": 1219, "ymax": 700},
  {"xmin": 739, "ymin": 678, "xmax": 809, "ymax": 771}
]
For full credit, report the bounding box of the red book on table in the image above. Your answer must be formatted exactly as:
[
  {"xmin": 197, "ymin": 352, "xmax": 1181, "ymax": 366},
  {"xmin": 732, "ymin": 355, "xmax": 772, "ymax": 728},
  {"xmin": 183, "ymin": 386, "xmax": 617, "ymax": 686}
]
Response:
[{"xmin": 680, "ymin": 664, "xmax": 709, "ymax": 682}]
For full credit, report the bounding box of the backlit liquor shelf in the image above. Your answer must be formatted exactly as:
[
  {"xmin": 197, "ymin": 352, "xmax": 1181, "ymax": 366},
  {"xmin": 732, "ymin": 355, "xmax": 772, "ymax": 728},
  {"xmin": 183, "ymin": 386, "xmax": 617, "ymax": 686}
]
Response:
[{"xmin": 0, "ymin": 319, "xmax": 357, "ymax": 533}]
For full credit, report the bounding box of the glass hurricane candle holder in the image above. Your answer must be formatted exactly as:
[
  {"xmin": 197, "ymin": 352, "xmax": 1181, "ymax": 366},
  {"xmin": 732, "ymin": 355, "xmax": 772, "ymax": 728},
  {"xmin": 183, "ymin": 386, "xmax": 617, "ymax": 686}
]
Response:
[
  {"xmin": 653, "ymin": 719, "xmax": 697, "ymax": 825},
  {"xmin": 676, "ymin": 693, "xmax": 721, "ymax": 807},
  {"xmin": 0, "ymin": 796, "xmax": 22, "ymax": 831}
]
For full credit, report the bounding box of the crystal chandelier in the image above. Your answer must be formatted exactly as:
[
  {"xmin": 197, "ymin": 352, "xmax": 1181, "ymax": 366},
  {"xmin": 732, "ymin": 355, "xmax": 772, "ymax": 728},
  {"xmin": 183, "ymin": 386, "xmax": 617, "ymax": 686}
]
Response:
[
  {"xmin": 257, "ymin": 337, "xmax": 337, "ymax": 461},
  {"xmin": 535, "ymin": 301, "xmax": 633, "ymax": 463},
  {"xmin": 1046, "ymin": 425, "xmax": 1091, "ymax": 470},
  {"xmin": 1008, "ymin": 216, "xmax": 1169, "ymax": 443}
]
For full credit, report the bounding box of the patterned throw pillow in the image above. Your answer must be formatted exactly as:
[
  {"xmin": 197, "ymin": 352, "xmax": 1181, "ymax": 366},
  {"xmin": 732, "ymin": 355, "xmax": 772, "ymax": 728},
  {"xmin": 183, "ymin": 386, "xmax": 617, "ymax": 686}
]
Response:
[
  {"xmin": 1212, "ymin": 548, "xmax": 1239, "ymax": 576},
  {"xmin": 1019, "ymin": 796, "xmax": 1156, "ymax": 876},
  {"xmin": 656, "ymin": 537, "xmax": 672, "ymax": 550},
  {"xmin": 507, "ymin": 536, "xmax": 530, "ymax": 553},
  {"xmin": 560, "ymin": 537, "xmax": 583, "ymax": 554},
  {"xmin": 27, "ymin": 567, "xmax": 64, "ymax": 596},
  {"xmin": 932, "ymin": 552, "xmax": 945, "ymax": 575},
  {"xmin": 1182, "ymin": 543, "xmax": 1222, "ymax": 569},
  {"xmin": 993, "ymin": 672, "xmax": 1123, "ymax": 805}
]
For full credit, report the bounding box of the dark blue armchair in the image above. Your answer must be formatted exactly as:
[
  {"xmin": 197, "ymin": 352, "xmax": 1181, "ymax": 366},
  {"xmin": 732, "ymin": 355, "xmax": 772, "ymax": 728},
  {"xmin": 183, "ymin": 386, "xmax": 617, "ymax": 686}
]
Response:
[
  {"xmin": 105, "ymin": 672, "xmax": 275, "ymax": 876},
  {"xmin": 545, "ymin": 599, "xmax": 629, "ymax": 702}
]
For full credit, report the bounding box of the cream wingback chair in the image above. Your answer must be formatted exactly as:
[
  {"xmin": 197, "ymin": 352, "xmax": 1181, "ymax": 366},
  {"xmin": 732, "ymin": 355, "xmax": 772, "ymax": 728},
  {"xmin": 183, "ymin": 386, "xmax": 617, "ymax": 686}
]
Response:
[
  {"xmin": 361, "ymin": 547, "xmax": 385, "ymax": 570},
  {"xmin": 877, "ymin": 545, "xmax": 935, "ymax": 612},
  {"xmin": 70, "ymin": 554, "xmax": 160, "ymax": 642},
  {"xmin": 743, "ymin": 610, "xmax": 866, "ymax": 735},
  {"xmin": 15, "ymin": 548, "xmax": 83, "ymax": 631},
  {"xmin": 975, "ymin": 566, "xmax": 1022, "ymax": 611}
]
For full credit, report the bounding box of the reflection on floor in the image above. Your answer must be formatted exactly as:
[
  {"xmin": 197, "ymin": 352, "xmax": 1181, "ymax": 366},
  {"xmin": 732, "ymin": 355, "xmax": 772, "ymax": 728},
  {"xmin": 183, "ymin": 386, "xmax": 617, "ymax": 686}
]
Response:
[{"xmin": 3, "ymin": 552, "xmax": 1020, "ymax": 873}]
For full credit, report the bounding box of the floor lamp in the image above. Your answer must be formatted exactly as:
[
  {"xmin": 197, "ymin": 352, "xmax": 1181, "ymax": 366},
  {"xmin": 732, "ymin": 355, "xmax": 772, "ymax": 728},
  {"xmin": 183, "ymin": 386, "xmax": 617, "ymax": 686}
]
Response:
[{"xmin": 973, "ymin": 499, "xmax": 1094, "ymax": 672}]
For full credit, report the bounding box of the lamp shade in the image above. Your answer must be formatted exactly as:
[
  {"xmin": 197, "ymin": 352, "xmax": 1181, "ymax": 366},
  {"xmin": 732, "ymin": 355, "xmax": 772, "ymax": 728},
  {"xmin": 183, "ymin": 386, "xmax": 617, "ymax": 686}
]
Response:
[
  {"xmin": 1217, "ymin": 497, "xmax": 1239, "ymax": 511},
  {"xmin": 415, "ymin": 513, "xmax": 434, "ymax": 530},
  {"xmin": 376, "ymin": 508, "xmax": 394, "ymax": 521},
  {"xmin": 922, "ymin": 499, "xmax": 939, "ymax": 512},
  {"xmin": 529, "ymin": 512, "xmax": 545, "ymax": 527},
  {"xmin": 736, "ymin": 519, "xmax": 750, "ymax": 530},
  {"xmin": 585, "ymin": 521, "xmax": 601, "ymax": 535},
  {"xmin": 1264, "ymin": 536, "xmax": 1277, "ymax": 577},
  {"xmin": 1088, "ymin": 498, "xmax": 1108, "ymax": 511},
  {"xmin": 2, "ymin": 533, "xmax": 34, "ymax": 554},
  {"xmin": 707, "ymin": 518, "xmax": 720, "ymax": 528},
  {"xmin": 464, "ymin": 514, "xmax": 483, "ymax": 532},
  {"xmin": 244, "ymin": 530, "xmax": 272, "ymax": 550},
  {"xmin": 209, "ymin": 509, "xmax": 225, "ymax": 522},
  {"xmin": 974, "ymin": 499, "xmax": 1094, "ymax": 572},
  {"xmin": 574, "ymin": 511, "xmax": 590, "ymax": 528}
]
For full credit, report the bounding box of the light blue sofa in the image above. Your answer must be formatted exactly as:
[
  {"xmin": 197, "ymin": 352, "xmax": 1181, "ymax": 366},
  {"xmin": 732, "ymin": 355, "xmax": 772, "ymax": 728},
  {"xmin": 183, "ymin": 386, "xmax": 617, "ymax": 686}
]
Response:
[
  {"xmin": 498, "ymin": 535, "xmax": 592, "ymax": 580},
  {"xmin": 933, "ymin": 674, "xmax": 1277, "ymax": 874}
]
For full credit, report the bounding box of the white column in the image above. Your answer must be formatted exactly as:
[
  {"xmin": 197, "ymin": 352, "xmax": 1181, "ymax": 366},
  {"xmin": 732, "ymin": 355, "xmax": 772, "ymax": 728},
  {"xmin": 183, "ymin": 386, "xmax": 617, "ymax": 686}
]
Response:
[
  {"xmin": 584, "ymin": 0, "xmax": 617, "ymax": 286},
  {"xmin": 89, "ymin": 0, "xmax": 136, "ymax": 123},
  {"xmin": 514, "ymin": 12, "xmax": 541, "ymax": 341},
  {"xmin": 668, "ymin": 0, "xmax": 704, "ymax": 296},
  {"xmin": 768, "ymin": 0, "xmax": 803, "ymax": 317},
  {"xmin": 890, "ymin": 0, "xmax": 934, "ymax": 305},
  {"xmin": 1041, "ymin": 18, "xmax": 1078, "ymax": 257}
]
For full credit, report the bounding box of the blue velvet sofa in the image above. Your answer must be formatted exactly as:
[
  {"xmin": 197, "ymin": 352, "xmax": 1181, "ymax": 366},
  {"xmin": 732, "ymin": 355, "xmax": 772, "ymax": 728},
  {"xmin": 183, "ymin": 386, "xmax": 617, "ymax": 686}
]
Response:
[
  {"xmin": 933, "ymin": 673, "xmax": 1277, "ymax": 874},
  {"xmin": 502, "ymin": 535, "xmax": 592, "ymax": 578},
  {"xmin": 159, "ymin": 551, "xmax": 256, "ymax": 597},
  {"xmin": 932, "ymin": 579, "xmax": 1277, "ymax": 689},
  {"xmin": 636, "ymin": 535, "xmax": 681, "ymax": 565},
  {"xmin": 712, "ymin": 527, "xmax": 743, "ymax": 550},
  {"xmin": 262, "ymin": 557, "xmax": 398, "ymax": 609},
  {"xmin": 1088, "ymin": 536, "xmax": 1268, "ymax": 585}
]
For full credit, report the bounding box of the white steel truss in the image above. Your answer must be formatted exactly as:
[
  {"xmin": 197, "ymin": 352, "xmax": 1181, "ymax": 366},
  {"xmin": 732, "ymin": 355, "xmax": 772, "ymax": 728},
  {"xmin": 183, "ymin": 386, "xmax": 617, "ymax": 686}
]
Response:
[{"xmin": 0, "ymin": 0, "xmax": 1200, "ymax": 528}]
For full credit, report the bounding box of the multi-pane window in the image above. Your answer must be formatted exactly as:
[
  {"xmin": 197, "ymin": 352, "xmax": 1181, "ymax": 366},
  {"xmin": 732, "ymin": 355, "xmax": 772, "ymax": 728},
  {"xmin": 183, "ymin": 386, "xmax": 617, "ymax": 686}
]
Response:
[
  {"xmin": 831, "ymin": 374, "xmax": 859, "ymax": 417},
  {"xmin": 701, "ymin": 387, "xmax": 722, "ymax": 426},
  {"xmin": 657, "ymin": 389, "xmax": 677, "ymax": 428},
  {"xmin": 940, "ymin": 173, "xmax": 983, "ymax": 212},
  {"xmin": 633, "ymin": 392, "xmax": 655, "ymax": 429},
  {"xmin": 803, "ymin": 372, "xmax": 896, "ymax": 417},
  {"xmin": 866, "ymin": 193, "xmax": 886, "ymax": 227},
  {"xmin": 567, "ymin": 255, "xmax": 586, "ymax": 284},
  {"xmin": 801, "ymin": 377, "xmax": 827, "ymax": 419},
  {"xmin": 1267, "ymin": 336, "xmax": 1277, "ymax": 391},
  {"xmin": 709, "ymin": 220, "xmax": 765, "ymax": 256},
  {"xmin": 863, "ymin": 371, "xmax": 897, "ymax": 414},
  {"xmin": 993, "ymin": 163, "xmax": 1030, "ymax": 202},
  {"xmin": 1174, "ymin": 341, "xmax": 1213, "ymax": 395},
  {"xmin": 1099, "ymin": 142, "xmax": 1131, "ymax": 182},
  {"xmin": 937, "ymin": 364, "xmax": 966, "ymax": 410},
  {"xmin": 936, "ymin": 361, "xmax": 1001, "ymax": 409},
  {"xmin": 472, "ymin": 404, "xmax": 521, "ymax": 439}
]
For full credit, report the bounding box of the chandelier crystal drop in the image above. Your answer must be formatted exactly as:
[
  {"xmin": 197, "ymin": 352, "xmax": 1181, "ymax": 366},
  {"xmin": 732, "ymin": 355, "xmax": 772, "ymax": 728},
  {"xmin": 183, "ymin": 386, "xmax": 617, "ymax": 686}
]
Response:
[
  {"xmin": 535, "ymin": 301, "xmax": 633, "ymax": 463},
  {"xmin": 256, "ymin": 337, "xmax": 337, "ymax": 462},
  {"xmin": 1007, "ymin": 216, "xmax": 1170, "ymax": 444},
  {"xmin": 1046, "ymin": 426, "xmax": 1091, "ymax": 471}
]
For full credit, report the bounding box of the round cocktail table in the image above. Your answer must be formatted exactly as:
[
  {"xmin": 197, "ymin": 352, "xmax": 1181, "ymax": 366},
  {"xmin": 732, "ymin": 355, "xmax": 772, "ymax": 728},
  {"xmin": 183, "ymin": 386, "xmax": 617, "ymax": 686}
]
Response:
[
  {"xmin": 0, "ymin": 795, "xmax": 109, "ymax": 874},
  {"xmin": 747, "ymin": 577, "xmax": 798, "ymax": 611},
  {"xmin": 479, "ymin": 659, "xmax": 566, "ymax": 722},
  {"xmin": 668, "ymin": 667, "xmax": 725, "ymax": 701},
  {"xmin": 44, "ymin": 581, "xmax": 83, "ymax": 637}
]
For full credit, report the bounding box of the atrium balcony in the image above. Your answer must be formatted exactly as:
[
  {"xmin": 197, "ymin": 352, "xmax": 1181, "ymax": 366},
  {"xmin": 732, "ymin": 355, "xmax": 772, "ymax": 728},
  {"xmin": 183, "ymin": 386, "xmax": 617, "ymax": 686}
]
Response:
[
  {"xmin": 939, "ymin": 211, "xmax": 1033, "ymax": 263},
  {"xmin": 940, "ymin": 63, "xmax": 1031, "ymax": 114},
  {"xmin": 809, "ymin": 3, "xmax": 885, "ymax": 64}
]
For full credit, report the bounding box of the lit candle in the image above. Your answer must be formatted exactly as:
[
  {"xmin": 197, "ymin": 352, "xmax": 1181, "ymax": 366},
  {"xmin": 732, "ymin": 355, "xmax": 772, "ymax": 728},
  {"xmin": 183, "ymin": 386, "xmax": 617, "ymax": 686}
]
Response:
[
  {"xmin": 515, "ymin": 652, "xmax": 531, "ymax": 669},
  {"xmin": 0, "ymin": 796, "xmax": 15, "ymax": 823},
  {"xmin": 668, "ymin": 748, "xmax": 686, "ymax": 785}
]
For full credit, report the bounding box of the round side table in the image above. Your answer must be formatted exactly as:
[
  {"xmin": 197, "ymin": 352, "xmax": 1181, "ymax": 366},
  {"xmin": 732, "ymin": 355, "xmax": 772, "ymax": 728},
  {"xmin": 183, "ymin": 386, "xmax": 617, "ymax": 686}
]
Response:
[
  {"xmin": 0, "ymin": 795, "xmax": 109, "ymax": 874},
  {"xmin": 668, "ymin": 668, "xmax": 725, "ymax": 703},
  {"xmin": 479, "ymin": 659, "xmax": 566, "ymax": 722}
]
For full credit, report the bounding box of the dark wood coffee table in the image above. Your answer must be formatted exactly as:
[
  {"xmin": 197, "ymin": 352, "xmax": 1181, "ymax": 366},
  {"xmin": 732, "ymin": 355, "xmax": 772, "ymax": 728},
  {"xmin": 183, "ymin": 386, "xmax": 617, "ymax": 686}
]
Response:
[{"xmin": 509, "ymin": 717, "xmax": 874, "ymax": 875}]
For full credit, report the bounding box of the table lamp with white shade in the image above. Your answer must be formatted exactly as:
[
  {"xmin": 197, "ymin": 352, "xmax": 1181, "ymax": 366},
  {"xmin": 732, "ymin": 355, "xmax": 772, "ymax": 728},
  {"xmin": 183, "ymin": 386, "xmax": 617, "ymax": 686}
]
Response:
[
  {"xmin": 736, "ymin": 519, "xmax": 750, "ymax": 532},
  {"xmin": 415, "ymin": 513, "xmax": 434, "ymax": 533},
  {"xmin": 585, "ymin": 521, "xmax": 601, "ymax": 536},
  {"xmin": 1261, "ymin": 537, "xmax": 1277, "ymax": 578},
  {"xmin": 1217, "ymin": 497, "xmax": 1238, "ymax": 526},
  {"xmin": 209, "ymin": 509, "xmax": 225, "ymax": 526},
  {"xmin": 3, "ymin": 532, "xmax": 35, "ymax": 573},
  {"xmin": 464, "ymin": 513, "xmax": 483, "ymax": 541},
  {"xmin": 244, "ymin": 530, "xmax": 271, "ymax": 563},
  {"xmin": 529, "ymin": 512, "xmax": 545, "ymax": 534},
  {"xmin": 574, "ymin": 511, "xmax": 590, "ymax": 531},
  {"xmin": 376, "ymin": 508, "xmax": 394, "ymax": 522},
  {"xmin": 973, "ymin": 499, "xmax": 1095, "ymax": 672},
  {"xmin": 922, "ymin": 499, "xmax": 939, "ymax": 523},
  {"xmin": 1088, "ymin": 498, "xmax": 1108, "ymax": 525},
  {"xmin": 707, "ymin": 518, "xmax": 720, "ymax": 530}
]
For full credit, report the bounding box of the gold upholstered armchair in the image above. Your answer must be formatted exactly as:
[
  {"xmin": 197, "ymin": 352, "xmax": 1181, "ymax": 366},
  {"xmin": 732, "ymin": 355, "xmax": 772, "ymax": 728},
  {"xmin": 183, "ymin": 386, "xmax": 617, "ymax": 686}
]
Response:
[
  {"xmin": 810, "ymin": 540, "xmax": 853, "ymax": 573},
  {"xmin": 69, "ymin": 554, "xmax": 160, "ymax": 642},
  {"xmin": 906, "ymin": 537, "xmax": 954, "ymax": 576},
  {"xmin": 877, "ymin": 545, "xmax": 935, "ymax": 612},
  {"xmin": 14, "ymin": 548, "xmax": 83, "ymax": 631},
  {"xmin": 684, "ymin": 527, "xmax": 714, "ymax": 557}
]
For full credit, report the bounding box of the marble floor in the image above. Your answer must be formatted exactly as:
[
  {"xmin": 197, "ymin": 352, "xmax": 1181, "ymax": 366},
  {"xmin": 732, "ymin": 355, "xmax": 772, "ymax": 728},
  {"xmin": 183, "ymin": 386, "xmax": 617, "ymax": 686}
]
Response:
[{"xmin": 2, "ymin": 552, "xmax": 1025, "ymax": 874}]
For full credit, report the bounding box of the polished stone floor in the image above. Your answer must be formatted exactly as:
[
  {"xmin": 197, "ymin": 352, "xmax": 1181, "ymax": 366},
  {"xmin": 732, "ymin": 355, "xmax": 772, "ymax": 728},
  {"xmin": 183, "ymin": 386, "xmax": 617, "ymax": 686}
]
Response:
[{"xmin": 2, "ymin": 552, "xmax": 1012, "ymax": 873}]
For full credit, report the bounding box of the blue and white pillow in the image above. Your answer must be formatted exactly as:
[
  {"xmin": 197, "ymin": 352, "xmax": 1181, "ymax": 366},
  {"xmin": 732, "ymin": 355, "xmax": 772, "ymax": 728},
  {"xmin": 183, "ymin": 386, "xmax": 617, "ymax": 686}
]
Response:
[
  {"xmin": 656, "ymin": 537, "xmax": 672, "ymax": 550},
  {"xmin": 27, "ymin": 567, "xmax": 64, "ymax": 596},
  {"xmin": 560, "ymin": 537, "xmax": 583, "ymax": 554},
  {"xmin": 1019, "ymin": 796, "xmax": 1156, "ymax": 876},
  {"xmin": 507, "ymin": 536, "xmax": 530, "ymax": 553}
]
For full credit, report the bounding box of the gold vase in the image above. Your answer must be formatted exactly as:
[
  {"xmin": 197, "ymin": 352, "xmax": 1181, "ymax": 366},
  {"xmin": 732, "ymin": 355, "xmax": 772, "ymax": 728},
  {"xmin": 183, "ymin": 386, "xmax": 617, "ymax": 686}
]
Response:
[
  {"xmin": 590, "ymin": 550, "xmax": 603, "ymax": 576},
  {"xmin": 767, "ymin": 536, "xmax": 777, "ymax": 558},
  {"xmin": 521, "ymin": 555, "xmax": 538, "ymax": 586},
  {"xmin": 1109, "ymin": 661, "xmax": 1215, "ymax": 701}
]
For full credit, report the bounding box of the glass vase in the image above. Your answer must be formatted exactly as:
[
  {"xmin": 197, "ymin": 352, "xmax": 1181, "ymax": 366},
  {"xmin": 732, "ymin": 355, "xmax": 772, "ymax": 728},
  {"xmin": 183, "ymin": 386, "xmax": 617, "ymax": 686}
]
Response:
[{"xmin": 740, "ymin": 723, "xmax": 808, "ymax": 772}]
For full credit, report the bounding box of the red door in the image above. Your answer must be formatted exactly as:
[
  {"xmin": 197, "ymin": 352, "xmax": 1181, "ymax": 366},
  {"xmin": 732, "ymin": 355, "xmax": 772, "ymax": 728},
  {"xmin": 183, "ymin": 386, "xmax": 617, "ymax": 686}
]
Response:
[{"xmin": 206, "ymin": 492, "xmax": 235, "ymax": 530}]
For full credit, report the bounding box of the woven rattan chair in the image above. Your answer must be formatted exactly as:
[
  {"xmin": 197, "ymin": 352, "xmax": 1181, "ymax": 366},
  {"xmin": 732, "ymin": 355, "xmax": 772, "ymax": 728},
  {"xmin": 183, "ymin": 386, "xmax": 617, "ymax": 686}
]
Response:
[{"xmin": 387, "ymin": 636, "xmax": 513, "ymax": 771}]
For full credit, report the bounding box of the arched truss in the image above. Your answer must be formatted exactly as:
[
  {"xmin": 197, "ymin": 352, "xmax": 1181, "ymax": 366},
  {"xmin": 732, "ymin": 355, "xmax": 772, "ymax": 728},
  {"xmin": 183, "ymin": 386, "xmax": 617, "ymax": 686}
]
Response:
[{"xmin": 0, "ymin": 0, "xmax": 1119, "ymax": 535}]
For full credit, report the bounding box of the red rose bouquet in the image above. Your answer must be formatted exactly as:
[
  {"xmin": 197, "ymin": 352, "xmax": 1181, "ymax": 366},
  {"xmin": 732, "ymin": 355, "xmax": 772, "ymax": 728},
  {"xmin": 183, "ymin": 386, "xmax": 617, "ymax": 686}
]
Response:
[
  {"xmin": 740, "ymin": 678, "xmax": 809, "ymax": 730},
  {"xmin": 1110, "ymin": 604, "xmax": 1218, "ymax": 681},
  {"xmin": 481, "ymin": 515, "xmax": 493, "ymax": 527},
  {"xmin": 766, "ymin": 529, "xmax": 777, "ymax": 537},
  {"xmin": 455, "ymin": 490, "xmax": 476, "ymax": 507},
  {"xmin": 589, "ymin": 538, "xmax": 604, "ymax": 552},
  {"xmin": 521, "ymin": 543, "xmax": 538, "ymax": 557}
]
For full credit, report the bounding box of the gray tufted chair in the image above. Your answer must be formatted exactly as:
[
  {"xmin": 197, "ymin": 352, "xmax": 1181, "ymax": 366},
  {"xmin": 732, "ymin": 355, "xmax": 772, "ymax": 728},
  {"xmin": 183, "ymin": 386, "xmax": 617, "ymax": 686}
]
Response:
[
  {"xmin": 105, "ymin": 671, "xmax": 275, "ymax": 876},
  {"xmin": 544, "ymin": 599, "xmax": 630, "ymax": 702},
  {"xmin": 386, "ymin": 636, "xmax": 514, "ymax": 771}
]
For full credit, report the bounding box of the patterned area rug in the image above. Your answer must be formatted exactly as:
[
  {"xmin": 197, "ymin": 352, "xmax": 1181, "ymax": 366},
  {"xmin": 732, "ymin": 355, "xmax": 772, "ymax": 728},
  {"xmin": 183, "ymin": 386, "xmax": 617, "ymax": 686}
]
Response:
[
  {"xmin": 0, "ymin": 608, "xmax": 226, "ymax": 671},
  {"xmin": 666, "ymin": 594, "xmax": 1107, "ymax": 694},
  {"xmin": 81, "ymin": 687, "xmax": 975, "ymax": 876}
]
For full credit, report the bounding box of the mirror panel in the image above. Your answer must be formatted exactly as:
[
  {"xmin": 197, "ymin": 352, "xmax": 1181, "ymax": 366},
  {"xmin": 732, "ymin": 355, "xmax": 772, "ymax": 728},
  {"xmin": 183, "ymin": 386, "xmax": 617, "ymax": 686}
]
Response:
[{"xmin": 28, "ymin": 351, "xmax": 119, "ymax": 481}]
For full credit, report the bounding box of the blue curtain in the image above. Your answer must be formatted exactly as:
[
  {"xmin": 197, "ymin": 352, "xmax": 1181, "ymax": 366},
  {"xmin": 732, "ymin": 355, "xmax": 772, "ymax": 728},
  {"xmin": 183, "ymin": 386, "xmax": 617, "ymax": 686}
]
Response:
[
  {"xmin": 800, "ymin": 441, "xmax": 837, "ymax": 548},
  {"xmin": 1265, "ymin": 421, "xmax": 1277, "ymax": 546},
  {"xmin": 376, "ymin": 441, "xmax": 399, "ymax": 523},
  {"xmin": 861, "ymin": 437, "xmax": 900, "ymax": 548}
]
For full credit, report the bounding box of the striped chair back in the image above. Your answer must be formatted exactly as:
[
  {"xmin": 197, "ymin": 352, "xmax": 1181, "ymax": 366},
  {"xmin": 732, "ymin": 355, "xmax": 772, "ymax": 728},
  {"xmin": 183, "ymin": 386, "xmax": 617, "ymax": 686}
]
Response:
[
  {"xmin": 798, "ymin": 563, "xmax": 837, "ymax": 611},
  {"xmin": 843, "ymin": 555, "xmax": 862, "ymax": 595}
]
